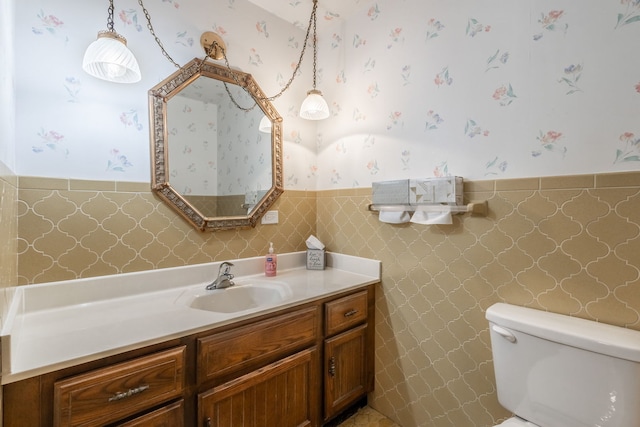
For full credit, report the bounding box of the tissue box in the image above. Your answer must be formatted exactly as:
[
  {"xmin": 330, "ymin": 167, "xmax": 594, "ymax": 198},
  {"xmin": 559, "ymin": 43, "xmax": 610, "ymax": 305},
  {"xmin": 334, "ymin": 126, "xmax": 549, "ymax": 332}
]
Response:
[
  {"xmin": 410, "ymin": 177, "xmax": 463, "ymax": 206},
  {"xmin": 373, "ymin": 177, "xmax": 463, "ymax": 206},
  {"xmin": 306, "ymin": 249, "xmax": 326, "ymax": 270},
  {"xmin": 372, "ymin": 180, "xmax": 410, "ymax": 205}
]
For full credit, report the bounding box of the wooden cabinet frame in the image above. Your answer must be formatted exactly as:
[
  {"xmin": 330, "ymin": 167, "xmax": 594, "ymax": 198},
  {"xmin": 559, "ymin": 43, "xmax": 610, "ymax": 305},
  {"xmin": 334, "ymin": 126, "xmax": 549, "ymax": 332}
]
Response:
[{"xmin": 2, "ymin": 284, "xmax": 376, "ymax": 426}]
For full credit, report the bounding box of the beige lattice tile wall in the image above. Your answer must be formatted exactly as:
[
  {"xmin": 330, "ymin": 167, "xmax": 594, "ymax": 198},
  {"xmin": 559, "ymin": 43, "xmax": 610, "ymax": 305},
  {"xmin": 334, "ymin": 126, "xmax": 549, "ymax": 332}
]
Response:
[
  {"xmin": 17, "ymin": 177, "xmax": 315, "ymax": 284},
  {"xmin": 0, "ymin": 162, "xmax": 18, "ymax": 325},
  {"xmin": 316, "ymin": 172, "xmax": 640, "ymax": 427}
]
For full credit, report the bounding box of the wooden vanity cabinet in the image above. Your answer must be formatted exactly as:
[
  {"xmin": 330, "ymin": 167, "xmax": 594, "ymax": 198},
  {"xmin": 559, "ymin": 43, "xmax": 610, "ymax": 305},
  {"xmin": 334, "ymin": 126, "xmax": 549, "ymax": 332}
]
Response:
[
  {"xmin": 196, "ymin": 306, "xmax": 321, "ymax": 427},
  {"xmin": 195, "ymin": 288, "xmax": 375, "ymax": 427},
  {"xmin": 2, "ymin": 341, "xmax": 189, "ymax": 427},
  {"xmin": 2, "ymin": 284, "xmax": 375, "ymax": 427},
  {"xmin": 323, "ymin": 290, "xmax": 374, "ymax": 421}
]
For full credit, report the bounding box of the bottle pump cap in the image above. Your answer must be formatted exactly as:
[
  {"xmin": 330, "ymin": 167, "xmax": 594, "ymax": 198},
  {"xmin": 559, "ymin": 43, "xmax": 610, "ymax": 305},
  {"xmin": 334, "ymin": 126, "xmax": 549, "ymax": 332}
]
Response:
[{"xmin": 269, "ymin": 242, "xmax": 274, "ymax": 254}]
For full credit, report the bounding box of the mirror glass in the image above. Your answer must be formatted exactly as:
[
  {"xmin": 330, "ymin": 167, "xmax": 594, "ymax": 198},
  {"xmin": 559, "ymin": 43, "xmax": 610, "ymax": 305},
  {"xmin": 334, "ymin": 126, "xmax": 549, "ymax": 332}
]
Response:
[{"xmin": 149, "ymin": 58, "xmax": 283, "ymax": 231}]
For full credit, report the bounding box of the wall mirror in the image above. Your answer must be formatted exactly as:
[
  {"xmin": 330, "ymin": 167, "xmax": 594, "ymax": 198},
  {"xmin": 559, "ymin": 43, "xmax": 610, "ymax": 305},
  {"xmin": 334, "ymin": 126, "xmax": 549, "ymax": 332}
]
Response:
[{"xmin": 149, "ymin": 58, "xmax": 283, "ymax": 231}]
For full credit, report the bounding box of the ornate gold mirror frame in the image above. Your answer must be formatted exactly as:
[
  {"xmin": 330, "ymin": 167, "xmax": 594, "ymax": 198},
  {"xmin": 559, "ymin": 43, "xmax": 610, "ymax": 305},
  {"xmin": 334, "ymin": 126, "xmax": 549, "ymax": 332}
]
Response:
[{"xmin": 149, "ymin": 58, "xmax": 284, "ymax": 231}]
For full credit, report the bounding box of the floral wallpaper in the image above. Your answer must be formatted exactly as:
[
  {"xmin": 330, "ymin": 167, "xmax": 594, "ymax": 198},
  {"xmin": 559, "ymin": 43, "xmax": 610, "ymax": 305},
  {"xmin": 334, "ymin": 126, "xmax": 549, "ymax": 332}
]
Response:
[
  {"xmin": 167, "ymin": 96, "xmax": 220, "ymax": 195},
  {"xmin": 166, "ymin": 87, "xmax": 270, "ymax": 197},
  {"xmin": 316, "ymin": 0, "xmax": 640, "ymax": 189},
  {"xmin": 10, "ymin": 0, "xmax": 640, "ymax": 191},
  {"xmin": 213, "ymin": 90, "xmax": 271, "ymax": 197}
]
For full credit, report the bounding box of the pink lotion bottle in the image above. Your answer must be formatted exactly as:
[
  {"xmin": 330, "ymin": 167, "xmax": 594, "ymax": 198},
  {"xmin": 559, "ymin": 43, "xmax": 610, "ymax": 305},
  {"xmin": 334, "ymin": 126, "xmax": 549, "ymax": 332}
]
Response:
[{"xmin": 265, "ymin": 242, "xmax": 277, "ymax": 277}]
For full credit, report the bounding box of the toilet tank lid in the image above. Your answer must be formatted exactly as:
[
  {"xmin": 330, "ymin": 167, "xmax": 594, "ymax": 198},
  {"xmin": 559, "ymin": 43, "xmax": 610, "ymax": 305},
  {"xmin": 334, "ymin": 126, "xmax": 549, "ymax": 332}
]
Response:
[{"xmin": 486, "ymin": 303, "xmax": 640, "ymax": 362}]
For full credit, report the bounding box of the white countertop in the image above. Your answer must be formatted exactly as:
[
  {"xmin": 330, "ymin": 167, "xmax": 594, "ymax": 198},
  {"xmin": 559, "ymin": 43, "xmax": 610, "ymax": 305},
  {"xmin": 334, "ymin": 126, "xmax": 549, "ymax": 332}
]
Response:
[{"xmin": 0, "ymin": 252, "xmax": 380, "ymax": 384}]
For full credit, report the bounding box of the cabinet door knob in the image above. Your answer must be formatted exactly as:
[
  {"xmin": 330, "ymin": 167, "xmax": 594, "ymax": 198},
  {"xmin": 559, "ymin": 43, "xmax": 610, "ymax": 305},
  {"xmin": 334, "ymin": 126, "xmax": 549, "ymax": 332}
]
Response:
[
  {"xmin": 204, "ymin": 416, "xmax": 212, "ymax": 427},
  {"xmin": 328, "ymin": 356, "xmax": 336, "ymax": 377},
  {"xmin": 344, "ymin": 309, "xmax": 358, "ymax": 317}
]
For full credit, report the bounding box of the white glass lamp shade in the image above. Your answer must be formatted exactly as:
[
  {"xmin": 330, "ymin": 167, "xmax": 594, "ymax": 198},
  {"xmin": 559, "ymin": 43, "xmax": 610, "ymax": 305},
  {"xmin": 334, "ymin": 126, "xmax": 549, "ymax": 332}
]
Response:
[
  {"xmin": 259, "ymin": 115, "xmax": 272, "ymax": 133},
  {"xmin": 82, "ymin": 31, "xmax": 141, "ymax": 83},
  {"xmin": 299, "ymin": 89, "xmax": 330, "ymax": 120}
]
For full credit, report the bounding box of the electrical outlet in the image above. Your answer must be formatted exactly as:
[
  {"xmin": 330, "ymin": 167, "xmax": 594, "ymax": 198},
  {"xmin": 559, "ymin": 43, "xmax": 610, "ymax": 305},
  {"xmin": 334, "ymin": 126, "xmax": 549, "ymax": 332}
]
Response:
[{"xmin": 261, "ymin": 210, "xmax": 279, "ymax": 224}]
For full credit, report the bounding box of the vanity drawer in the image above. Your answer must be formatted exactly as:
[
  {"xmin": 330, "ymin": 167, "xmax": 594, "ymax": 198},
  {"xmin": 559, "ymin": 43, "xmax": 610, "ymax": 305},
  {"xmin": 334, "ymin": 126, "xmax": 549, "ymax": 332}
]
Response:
[
  {"xmin": 53, "ymin": 346, "xmax": 186, "ymax": 427},
  {"xmin": 118, "ymin": 399, "xmax": 184, "ymax": 426},
  {"xmin": 325, "ymin": 290, "xmax": 368, "ymax": 336},
  {"xmin": 118, "ymin": 399, "xmax": 184, "ymax": 427},
  {"xmin": 198, "ymin": 306, "xmax": 319, "ymax": 384}
]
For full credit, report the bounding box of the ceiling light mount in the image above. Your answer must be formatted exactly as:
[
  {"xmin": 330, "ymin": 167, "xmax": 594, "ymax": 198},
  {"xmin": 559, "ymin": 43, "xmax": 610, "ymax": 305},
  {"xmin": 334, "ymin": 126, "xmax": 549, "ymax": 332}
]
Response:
[{"xmin": 200, "ymin": 32, "xmax": 226, "ymax": 61}]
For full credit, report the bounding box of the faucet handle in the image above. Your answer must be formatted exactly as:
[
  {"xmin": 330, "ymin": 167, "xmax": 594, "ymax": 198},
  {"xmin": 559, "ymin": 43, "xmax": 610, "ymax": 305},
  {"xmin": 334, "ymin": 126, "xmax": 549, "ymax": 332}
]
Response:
[{"xmin": 219, "ymin": 261, "xmax": 234, "ymax": 276}]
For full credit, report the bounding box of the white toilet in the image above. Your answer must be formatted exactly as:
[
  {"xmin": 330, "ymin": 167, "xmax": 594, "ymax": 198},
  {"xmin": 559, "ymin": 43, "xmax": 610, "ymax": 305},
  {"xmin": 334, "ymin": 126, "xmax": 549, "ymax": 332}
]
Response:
[{"xmin": 486, "ymin": 303, "xmax": 640, "ymax": 427}]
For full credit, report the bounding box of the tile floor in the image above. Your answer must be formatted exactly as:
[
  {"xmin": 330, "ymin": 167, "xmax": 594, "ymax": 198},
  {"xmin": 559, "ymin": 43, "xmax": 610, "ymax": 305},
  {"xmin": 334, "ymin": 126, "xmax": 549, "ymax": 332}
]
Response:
[{"xmin": 337, "ymin": 406, "xmax": 400, "ymax": 427}]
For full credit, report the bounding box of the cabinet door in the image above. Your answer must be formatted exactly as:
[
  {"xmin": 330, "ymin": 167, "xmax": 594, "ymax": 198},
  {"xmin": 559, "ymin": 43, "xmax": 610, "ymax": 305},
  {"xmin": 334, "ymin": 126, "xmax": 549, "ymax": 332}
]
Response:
[
  {"xmin": 324, "ymin": 324, "xmax": 368, "ymax": 420},
  {"xmin": 199, "ymin": 347, "xmax": 318, "ymax": 427}
]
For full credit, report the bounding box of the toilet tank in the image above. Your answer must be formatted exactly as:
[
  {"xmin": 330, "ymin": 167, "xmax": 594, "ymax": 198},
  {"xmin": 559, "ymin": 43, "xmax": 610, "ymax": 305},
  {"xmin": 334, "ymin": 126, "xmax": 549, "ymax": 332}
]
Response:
[{"xmin": 486, "ymin": 303, "xmax": 640, "ymax": 427}]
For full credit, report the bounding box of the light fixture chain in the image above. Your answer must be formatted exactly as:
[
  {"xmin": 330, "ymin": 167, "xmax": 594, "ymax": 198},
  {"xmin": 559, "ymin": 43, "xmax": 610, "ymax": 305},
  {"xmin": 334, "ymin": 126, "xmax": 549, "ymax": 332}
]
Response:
[
  {"xmin": 138, "ymin": 0, "xmax": 320, "ymax": 112},
  {"xmin": 107, "ymin": 0, "xmax": 115, "ymax": 32},
  {"xmin": 197, "ymin": 44, "xmax": 257, "ymax": 112},
  {"xmin": 202, "ymin": 0, "xmax": 318, "ymax": 111},
  {"xmin": 223, "ymin": 81, "xmax": 256, "ymax": 112},
  {"xmin": 261, "ymin": 0, "xmax": 317, "ymax": 101},
  {"xmin": 137, "ymin": 0, "xmax": 181, "ymax": 69},
  {"xmin": 312, "ymin": 0, "xmax": 318, "ymax": 90}
]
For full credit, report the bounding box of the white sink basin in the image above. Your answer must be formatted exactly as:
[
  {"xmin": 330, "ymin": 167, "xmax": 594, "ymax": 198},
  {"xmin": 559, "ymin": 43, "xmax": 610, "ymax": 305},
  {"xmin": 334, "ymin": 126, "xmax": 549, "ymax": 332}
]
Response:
[{"xmin": 188, "ymin": 281, "xmax": 294, "ymax": 313}]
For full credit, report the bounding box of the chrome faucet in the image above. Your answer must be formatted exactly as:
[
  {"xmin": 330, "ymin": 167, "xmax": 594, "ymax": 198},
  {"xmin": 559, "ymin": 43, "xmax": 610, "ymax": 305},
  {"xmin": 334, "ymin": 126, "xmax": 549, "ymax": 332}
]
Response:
[{"xmin": 206, "ymin": 262, "xmax": 235, "ymax": 290}]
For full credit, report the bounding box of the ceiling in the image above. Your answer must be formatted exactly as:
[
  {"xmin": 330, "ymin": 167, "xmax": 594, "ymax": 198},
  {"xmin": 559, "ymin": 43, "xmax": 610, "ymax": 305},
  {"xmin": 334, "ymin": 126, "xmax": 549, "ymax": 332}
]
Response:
[{"xmin": 247, "ymin": 0, "xmax": 375, "ymax": 28}]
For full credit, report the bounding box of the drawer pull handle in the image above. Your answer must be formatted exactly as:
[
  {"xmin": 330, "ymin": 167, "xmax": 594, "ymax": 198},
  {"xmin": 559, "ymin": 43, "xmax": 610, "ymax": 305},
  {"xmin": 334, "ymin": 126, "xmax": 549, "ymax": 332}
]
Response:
[
  {"xmin": 344, "ymin": 309, "xmax": 358, "ymax": 317},
  {"xmin": 108, "ymin": 384, "xmax": 150, "ymax": 402},
  {"xmin": 328, "ymin": 356, "xmax": 336, "ymax": 377}
]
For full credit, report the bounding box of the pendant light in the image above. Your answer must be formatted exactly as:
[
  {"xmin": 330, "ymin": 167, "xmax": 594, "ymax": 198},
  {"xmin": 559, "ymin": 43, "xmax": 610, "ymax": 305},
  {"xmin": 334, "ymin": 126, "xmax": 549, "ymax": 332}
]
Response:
[
  {"xmin": 299, "ymin": 0, "xmax": 330, "ymax": 120},
  {"xmin": 82, "ymin": 0, "xmax": 330, "ymax": 121},
  {"xmin": 82, "ymin": 0, "xmax": 141, "ymax": 83}
]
